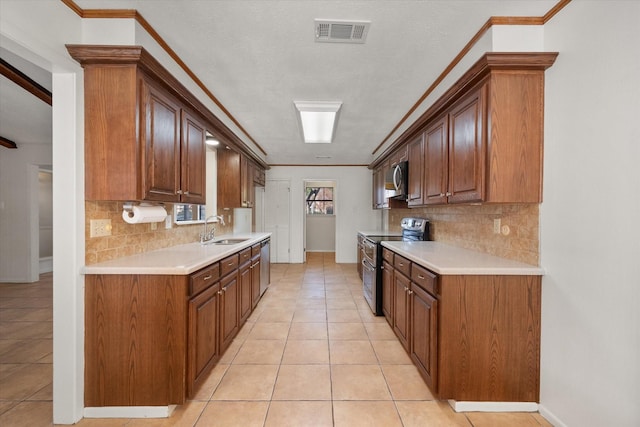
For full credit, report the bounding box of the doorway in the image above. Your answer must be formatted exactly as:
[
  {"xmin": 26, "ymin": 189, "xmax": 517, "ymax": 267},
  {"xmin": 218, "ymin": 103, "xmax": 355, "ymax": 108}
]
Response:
[{"xmin": 303, "ymin": 180, "xmax": 336, "ymax": 262}]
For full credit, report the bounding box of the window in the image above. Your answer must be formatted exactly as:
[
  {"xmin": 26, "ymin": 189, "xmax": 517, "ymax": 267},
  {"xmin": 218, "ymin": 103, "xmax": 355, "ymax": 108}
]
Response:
[
  {"xmin": 174, "ymin": 204, "xmax": 206, "ymax": 224},
  {"xmin": 306, "ymin": 187, "xmax": 334, "ymax": 215}
]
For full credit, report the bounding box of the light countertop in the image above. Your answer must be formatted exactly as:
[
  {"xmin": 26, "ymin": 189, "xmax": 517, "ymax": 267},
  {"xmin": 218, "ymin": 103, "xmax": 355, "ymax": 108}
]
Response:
[
  {"xmin": 82, "ymin": 232, "xmax": 271, "ymax": 275},
  {"xmin": 357, "ymin": 230, "xmax": 402, "ymax": 237},
  {"xmin": 381, "ymin": 241, "xmax": 544, "ymax": 276}
]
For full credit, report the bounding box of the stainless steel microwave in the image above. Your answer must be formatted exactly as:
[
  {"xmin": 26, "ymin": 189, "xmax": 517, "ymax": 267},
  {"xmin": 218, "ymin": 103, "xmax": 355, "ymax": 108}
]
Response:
[{"xmin": 384, "ymin": 161, "xmax": 408, "ymax": 200}]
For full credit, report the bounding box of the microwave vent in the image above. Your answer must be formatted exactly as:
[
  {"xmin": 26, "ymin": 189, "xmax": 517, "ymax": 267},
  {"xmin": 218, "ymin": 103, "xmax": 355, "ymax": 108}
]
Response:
[{"xmin": 314, "ymin": 19, "xmax": 371, "ymax": 44}]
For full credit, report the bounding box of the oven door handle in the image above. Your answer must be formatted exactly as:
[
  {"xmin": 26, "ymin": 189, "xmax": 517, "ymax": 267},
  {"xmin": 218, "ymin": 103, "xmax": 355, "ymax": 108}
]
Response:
[{"xmin": 362, "ymin": 259, "xmax": 375, "ymax": 270}]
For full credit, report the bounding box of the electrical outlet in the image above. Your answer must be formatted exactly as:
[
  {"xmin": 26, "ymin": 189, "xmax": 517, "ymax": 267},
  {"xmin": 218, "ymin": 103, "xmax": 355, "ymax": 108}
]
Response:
[
  {"xmin": 90, "ymin": 219, "xmax": 112, "ymax": 237},
  {"xmin": 150, "ymin": 222, "xmax": 157, "ymax": 230},
  {"xmin": 493, "ymin": 218, "xmax": 501, "ymax": 234},
  {"xmin": 165, "ymin": 214, "xmax": 173, "ymax": 229}
]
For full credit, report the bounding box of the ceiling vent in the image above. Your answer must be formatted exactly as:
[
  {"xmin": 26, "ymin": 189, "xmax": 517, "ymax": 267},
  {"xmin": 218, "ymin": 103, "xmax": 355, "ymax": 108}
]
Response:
[{"xmin": 314, "ymin": 19, "xmax": 371, "ymax": 44}]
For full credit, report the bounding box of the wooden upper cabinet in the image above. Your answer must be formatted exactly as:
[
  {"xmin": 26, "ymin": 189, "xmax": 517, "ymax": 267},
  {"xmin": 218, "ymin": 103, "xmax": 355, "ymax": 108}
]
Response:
[
  {"xmin": 140, "ymin": 78, "xmax": 181, "ymax": 202},
  {"xmin": 67, "ymin": 45, "xmax": 206, "ymax": 203},
  {"xmin": 372, "ymin": 52, "xmax": 557, "ymax": 207},
  {"xmin": 407, "ymin": 133, "xmax": 424, "ymax": 206},
  {"xmin": 180, "ymin": 110, "xmax": 207, "ymax": 204},
  {"xmin": 424, "ymin": 114, "xmax": 448, "ymax": 205},
  {"xmin": 447, "ymin": 86, "xmax": 485, "ymax": 204},
  {"xmin": 217, "ymin": 148, "xmax": 262, "ymax": 209}
]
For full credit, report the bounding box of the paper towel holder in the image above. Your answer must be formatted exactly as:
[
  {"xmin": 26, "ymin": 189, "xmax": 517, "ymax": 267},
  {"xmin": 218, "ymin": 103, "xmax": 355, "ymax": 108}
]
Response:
[{"xmin": 122, "ymin": 201, "xmax": 164, "ymax": 213}]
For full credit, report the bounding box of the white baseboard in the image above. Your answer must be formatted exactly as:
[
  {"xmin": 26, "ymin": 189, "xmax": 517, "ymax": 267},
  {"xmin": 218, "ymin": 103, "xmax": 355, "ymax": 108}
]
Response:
[
  {"xmin": 39, "ymin": 256, "xmax": 53, "ymax": 274},
  {"xmin": 538, "ymin": 404, "xmax": 568, "ymax": 427},
  {"xmin": 448, "ymin": 400, "xmax": 539, "ymax": 413},
  {"xmin": 84, "ymin": 405, "xmax": 176, "ymax": 418}
]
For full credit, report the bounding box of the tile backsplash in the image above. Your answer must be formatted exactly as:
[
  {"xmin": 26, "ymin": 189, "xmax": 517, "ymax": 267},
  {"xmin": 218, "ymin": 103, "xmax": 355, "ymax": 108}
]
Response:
[
  {"xmin": 389, "ymin": 203, "xmax": 540, "ymax": 265},
  {"xmin": 85, "ymin": 201, "xmax": 232, "ymax": 265}
]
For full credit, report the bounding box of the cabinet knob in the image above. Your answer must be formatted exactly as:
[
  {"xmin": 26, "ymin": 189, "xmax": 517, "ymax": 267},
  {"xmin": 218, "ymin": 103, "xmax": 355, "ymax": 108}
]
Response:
[
  {"xmin": 218, "ymin": 290, "xmax": 223, "ymax": 295},
  {"xmin": 439, "ymin": 193, "xmax": 445, "ymax": 197},
  {"xmin": 184, "ymin": 191, "xmax": 190, "ymax": 195},
  {"xmin": 404, "ymin": 286, "xmax": 408, "ymax": 292},
  {"xmin": 177, "ymin": 190, "xmax": 183, "ymax": 195},
  {"xmin": 446, "ymin": 192, "xmax": 452, "ymax": 196},
  {"xmin": 408, "ymin": 290, "xmax": 414, "ymax": 295}
]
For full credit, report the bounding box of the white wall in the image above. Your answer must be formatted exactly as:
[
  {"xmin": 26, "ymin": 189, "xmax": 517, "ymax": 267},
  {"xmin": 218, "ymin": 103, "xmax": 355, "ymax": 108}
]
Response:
[
  {"xmin": 267, "ymin": 166, "xmax": 379, "ymax": 263},
  {"xmin": 540, "ymin": 2, "xmax": 640, "ymax": 426},
  {"xmin": 0, "ymin": 144, "xmax": 52, "ymax": 282}
]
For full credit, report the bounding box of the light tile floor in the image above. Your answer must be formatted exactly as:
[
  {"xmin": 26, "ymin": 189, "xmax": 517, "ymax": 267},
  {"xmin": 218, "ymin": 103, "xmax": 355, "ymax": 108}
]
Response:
[{"xmin": 0, "ymin": 254, "xmax": 553, "ymax": 426}]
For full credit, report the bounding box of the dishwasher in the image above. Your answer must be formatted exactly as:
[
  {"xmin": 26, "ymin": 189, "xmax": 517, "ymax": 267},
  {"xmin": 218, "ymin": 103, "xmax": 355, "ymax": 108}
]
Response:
[{"xmin": 260, "ymin": 238, "xmax": 270, "ymax": 296}]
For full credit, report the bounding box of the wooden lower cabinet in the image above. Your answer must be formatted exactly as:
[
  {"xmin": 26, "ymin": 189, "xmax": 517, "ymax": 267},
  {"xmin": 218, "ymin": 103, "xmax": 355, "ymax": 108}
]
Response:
[
  {"xmin": 381, "ymin": 260, "xmax": 394, "ymax": 325},
  {"xmin": 238, "ymin": 260, "xmax": 252, "ymax": 326},
  {"xmin": 410, "ymin": 282, "xmax": 438, "ymax": 391},
  {"xmin": 250, "ymin": 254, "xmax": 261, "ymax": 309},
  {"xmin": 219, "ymin": 270, "xmax": 239, "ymax": 353},
  {"xmin": 384, "ymin": 248, "xmax": 541, "ymax": 403},
  {"xmin": 85, "ymin": 244, "xmax": 269, "ymax": 407},
  {"xmin": 187, "ymin": 282, "xmax": 220, "ymax": 397},
  {"xmin": 392, "ymin": 270, "xmax": 411, "ymax": 351},
  {"xmin": 84, "ymin": 274, "xmax": 188, "ymax": 407}
]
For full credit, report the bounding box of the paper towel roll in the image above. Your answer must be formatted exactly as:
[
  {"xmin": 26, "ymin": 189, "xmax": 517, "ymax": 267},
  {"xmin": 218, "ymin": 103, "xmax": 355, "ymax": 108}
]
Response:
[{"xmin": 122, "ymin": 205, "xmax": 167, "ymax": 224}]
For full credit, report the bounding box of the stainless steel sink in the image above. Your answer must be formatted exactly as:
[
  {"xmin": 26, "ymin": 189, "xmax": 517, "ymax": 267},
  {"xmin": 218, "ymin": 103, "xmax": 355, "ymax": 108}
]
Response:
[{"xmin": 208, "ymin": 238, "xmax": 249, "ymax": 245}]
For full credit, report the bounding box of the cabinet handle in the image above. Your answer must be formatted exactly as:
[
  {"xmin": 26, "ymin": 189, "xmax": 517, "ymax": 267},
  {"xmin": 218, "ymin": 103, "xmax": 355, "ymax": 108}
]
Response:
[
  {"xmin": 417, "ymin": 275, "xmax": 425, "ymax": 280},
  {"xmin": 446, "ymin": 192, "xmax": 452, "ymax": 196},
  {"xmin": 177, "ymin": 190, "xmax": 183, "ymax": 195},
  {"xmin": 228, "ymin": 262, "xmax": 234, "ymax": 266},
  {"xmin": 408, "ymin": 290, "xmax": 414, "ymax": 295},
  {"xmin": 184, "ymin": 191, "xmax": 190, "ymax": 195},
  {"xmin": 398, "ymin": 262, "xmax": 404, "ymax": 267},
  {"xmin": 439, "ymin": 193, "xmax": 445, "ymax": 197},
  {"xmin": 218, "ymin": 290, "xmax": 223, "ymax": 295},
  {"xmin": 203, "ymin": 275, "xmax": 212, "ymax": 281},
  {"xmin": 404, "ymin": 286, "xmax": 408, "ymax": 291}
]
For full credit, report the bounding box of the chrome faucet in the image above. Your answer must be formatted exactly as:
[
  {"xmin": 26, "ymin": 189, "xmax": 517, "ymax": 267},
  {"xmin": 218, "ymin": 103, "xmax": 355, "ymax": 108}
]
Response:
[{"xmin": 200, "ymin": 215, "xmax": 226, "ymax": 244}]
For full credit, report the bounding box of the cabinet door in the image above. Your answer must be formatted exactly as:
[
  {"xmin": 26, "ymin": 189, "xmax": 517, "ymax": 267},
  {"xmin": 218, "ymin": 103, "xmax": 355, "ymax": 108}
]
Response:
[
  {"xmin": 239, "ymin": 262, "xmax": 252, "ymax": 325},
  {"xmin": 424, "ymin": 114, "xmax": 449, "ymax": 205},
  {"xmin": 407, "ymin": 133, "xmax": 425, "ymax": 206},
  {"xmin": 448, "ymin": 87, "xmax": 485, "ymax": 203},
  {"xmin": 219, "ymin": 273, "xmax": 238, "ymax": 352},
  {"xmin": 393, "ymin": 271, "xmax": 411, "ymax": 351},
  {"xmin": 217, "ymin": 148, "xmax": 241, "ymax": 209},
  {"xmin": 241, "ymin": 155, "xmax": 251, "ymax": 207},
  {"xmin": 251, "ymin": 256, "xmax": 261, "ymax": 309},
  {"xmin": 180, "ymin": 110, "xmax": 206, "ymax": 204},
  {"xmin": 382, "ymin": 261, "xmax": 394, "ymax": 326},
  {"xmin": 410, "ymin": 283, "xmax": 438, "ymax": 391},
  {"xmin": 187, "ymin": 282, "xmax": 219, "ymax": 397},
  {"xmin": 141, "ymin": 79, "xmax": 182, "ymax": 202}
]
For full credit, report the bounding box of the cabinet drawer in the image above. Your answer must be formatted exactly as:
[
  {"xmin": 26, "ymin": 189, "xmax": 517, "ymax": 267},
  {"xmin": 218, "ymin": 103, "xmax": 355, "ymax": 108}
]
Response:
[
  {"xmin": 220, "ymin": 254, "xmax": 239, "ymax": 278},
  {"xmin": 190, "ymin": 263, "xmax": 220, "ymax": 296},
  {"xmin": 382, "ymin": 248, "xmax": 394, "ymax": 264},
  {"xmin": 394, "ymin": 254, "xmax": 411, "ymax": 277},
  {"xmin": 411, "ymin": 264, "xmax": 438, "ymax": 296},
  {"xmin": 251, "ymin": 243, "xmax": 261, "ymax": 257},
  {"xmin": 239, "ymin": 247, "xmax": 252, "ymax": 265}
]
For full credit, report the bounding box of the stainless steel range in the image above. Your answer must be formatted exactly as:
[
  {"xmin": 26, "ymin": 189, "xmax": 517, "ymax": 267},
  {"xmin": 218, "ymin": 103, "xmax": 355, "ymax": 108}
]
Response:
[{"xmin": 361, "ymin": 218, "xmax": 430, "ymax": 315}]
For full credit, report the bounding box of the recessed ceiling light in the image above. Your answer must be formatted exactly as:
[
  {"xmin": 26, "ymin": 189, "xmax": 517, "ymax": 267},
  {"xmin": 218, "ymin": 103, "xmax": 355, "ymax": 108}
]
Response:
[
  {"xmin": 294, "ymin": 101, "xmax": 342, "ymax": 144},
  {"xmin": 205, "ymin": 132, "xmax": 219, "ymax": 146}
]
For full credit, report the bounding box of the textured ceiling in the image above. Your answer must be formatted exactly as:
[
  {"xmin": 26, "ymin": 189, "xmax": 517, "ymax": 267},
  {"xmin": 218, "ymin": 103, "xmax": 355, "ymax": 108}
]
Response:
[{"xmin": 4, "ymin": 1, "xmax": 558, "ymax": 165}]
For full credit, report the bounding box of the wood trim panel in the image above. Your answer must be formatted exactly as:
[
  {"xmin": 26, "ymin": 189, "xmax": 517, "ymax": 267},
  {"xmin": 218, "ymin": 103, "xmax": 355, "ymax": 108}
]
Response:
[
  {"xmin": 60, "ymin": 0, "xmax": 267, "ymax": 160},
  {"xmin": 84, "ymin": 274, "xmax": 188, "ymax": 406},
  {"xmin": 0, "ymin": 136, "xmax": 18, "ymax": 149},
  {"xmin": 372, "ymin": 0, "xmax": 572, "ymax": 159},
  {"xmin": 437, "ymin": 274, "xmax": 541, "ymax": 402},
  {"xmin": 0, "ymin": 58, "xmax": 52, "ymax": 105}
]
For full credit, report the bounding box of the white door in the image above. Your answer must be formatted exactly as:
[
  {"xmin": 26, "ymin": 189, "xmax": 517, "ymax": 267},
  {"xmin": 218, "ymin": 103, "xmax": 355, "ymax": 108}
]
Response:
[{"xmin": 265, "ymin": 179, "xmax": 290, "ymax": 263}]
